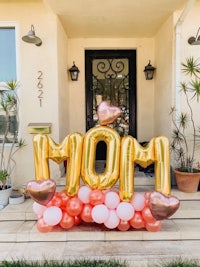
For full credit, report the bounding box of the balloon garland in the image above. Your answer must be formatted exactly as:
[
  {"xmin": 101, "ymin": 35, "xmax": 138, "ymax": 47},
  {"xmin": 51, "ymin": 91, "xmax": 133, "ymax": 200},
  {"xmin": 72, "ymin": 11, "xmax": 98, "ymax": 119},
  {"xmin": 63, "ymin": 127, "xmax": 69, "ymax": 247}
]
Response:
[{"xmin": 27, "ymin": 101, "xmax": 180, "ymax": 233}]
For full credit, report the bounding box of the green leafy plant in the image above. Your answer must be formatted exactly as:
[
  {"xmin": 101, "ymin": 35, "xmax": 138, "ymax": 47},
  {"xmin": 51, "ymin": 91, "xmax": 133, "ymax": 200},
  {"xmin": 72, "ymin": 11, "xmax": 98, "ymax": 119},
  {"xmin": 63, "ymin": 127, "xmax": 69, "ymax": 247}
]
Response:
[
  {"xmin": 0, "ymin": 80, "xmax": 25, "ymax": 190},
  {"xmin": 170, "ymin": 57, "xmax": 200, "ymax": 173}
]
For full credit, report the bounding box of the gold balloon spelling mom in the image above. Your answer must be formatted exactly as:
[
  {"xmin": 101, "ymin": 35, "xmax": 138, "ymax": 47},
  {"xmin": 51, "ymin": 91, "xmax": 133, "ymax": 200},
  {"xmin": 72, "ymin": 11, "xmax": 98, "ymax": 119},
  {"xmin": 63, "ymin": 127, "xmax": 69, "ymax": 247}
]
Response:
[{"xmin": 33, "ymin": 126, "xmax": 170, "ymax": 201}]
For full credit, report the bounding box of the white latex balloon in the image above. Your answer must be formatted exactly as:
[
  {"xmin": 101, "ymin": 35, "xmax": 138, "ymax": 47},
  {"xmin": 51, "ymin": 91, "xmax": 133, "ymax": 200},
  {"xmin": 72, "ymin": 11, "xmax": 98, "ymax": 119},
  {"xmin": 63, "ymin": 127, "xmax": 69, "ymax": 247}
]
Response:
[
  {"xmin": 131, "ymin": 193, "xmax": 145, "ymax": 211},
  {"xmin": 104, "ymin": 210, "xmax": 120, "ymax": 229},
  {"xmin": 43, "ymin": 206, "xmax": 62, "ymax": 226},
  {"xmin": 116, "ymin": 202, "xmax": 134, "ymax": 221},
  {"xmin": 104, "ymin": 191, "xmax": 120, "ymax": 209},
  {"xmin": 78, "ymin": 185, "xmax": 92, "ymax": 204},
  {"xmin": 91, "ymin": 204, "xmax": 109, "ymax": 224}
]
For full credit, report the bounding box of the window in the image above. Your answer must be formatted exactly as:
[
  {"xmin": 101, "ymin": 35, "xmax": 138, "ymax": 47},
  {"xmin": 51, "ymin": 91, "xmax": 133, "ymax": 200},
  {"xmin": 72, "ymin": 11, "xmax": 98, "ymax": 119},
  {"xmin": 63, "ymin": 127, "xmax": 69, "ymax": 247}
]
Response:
[
  {"xmin": 0, "ymin": 26, "xmax": 18, "ymax": 143},
  {"xmin": 0, "ymin": 27, "xmax": 16, "ymax": 82}
]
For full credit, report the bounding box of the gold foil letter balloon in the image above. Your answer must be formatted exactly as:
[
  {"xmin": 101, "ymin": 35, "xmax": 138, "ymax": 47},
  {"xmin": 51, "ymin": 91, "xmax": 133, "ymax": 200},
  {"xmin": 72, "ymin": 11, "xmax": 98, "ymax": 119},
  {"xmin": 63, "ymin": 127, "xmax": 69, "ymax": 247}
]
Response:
[
  {"xmin": 33, "ymin": 133, "xmax": 83, "ymax": 196},
  {"xmin": 81, "ymin": 126, "xmax": 120, "ymax": 189},
  {"xmin": 119, "ymin": 135, "xmax": 170, "ymax": 201},
  {"xmin": 33, "ymin": 131, "xmax": 170, "ymax": 201}
]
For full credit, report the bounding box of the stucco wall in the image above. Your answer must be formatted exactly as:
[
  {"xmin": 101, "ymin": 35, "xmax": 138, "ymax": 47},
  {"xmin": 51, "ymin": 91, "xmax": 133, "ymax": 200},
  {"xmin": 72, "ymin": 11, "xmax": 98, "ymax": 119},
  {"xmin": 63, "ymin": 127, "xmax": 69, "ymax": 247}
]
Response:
[
  {"xmin": 0, "ymin": 0, "xmax": 68, "ymax": 186},
  {"xmin": 67, "ymin": 38, "xmax": 155, "ymax": 142},
  {"xmin": 154, "ymin": 15, "xmax": 174, "ymax": 139},
  {"xmin": 179, "ymin": 0, "xmax": 200, "ymax": 163}
]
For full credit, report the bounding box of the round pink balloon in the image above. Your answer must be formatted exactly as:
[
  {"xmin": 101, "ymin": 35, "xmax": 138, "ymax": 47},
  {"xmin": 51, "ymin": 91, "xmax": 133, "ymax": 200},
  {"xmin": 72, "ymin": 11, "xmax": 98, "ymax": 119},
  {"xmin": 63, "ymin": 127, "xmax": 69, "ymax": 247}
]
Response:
[
  {"xmin": 78, "ymin": 186, "xmax": 92, "ymax": 204},
  {"xmin": 104, "ymin": 191, "xmax": 120, "ymax": 209},
  {"xmin": 131, "ymin": 193, "xmax": 145, "ymax": 211},
  {"xmin": 43, "ymin": 206, "xmax": 62, "ymax": 226},
  {"xmin": 33, "ymin": 201, "xmax": 47, "ymax": 217},
  {"xmin": 116, "ymin": 202, "xmax": 135, "ymax": 221},
  {"xmin": 104, "ymin": 210, "xmax": 120, "ymax": 229},
  {"xmin": 91, "ymin": 204, "xmax": 109, "ymax": 224}
]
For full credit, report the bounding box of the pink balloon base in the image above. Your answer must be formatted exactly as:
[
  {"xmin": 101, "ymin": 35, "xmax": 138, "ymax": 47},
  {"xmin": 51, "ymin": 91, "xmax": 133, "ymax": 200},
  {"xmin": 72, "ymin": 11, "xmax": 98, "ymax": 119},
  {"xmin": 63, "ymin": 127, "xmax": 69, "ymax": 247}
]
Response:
[{"xmin": 33, "ymin": 186, "xmax": 165, "ymax": 233}]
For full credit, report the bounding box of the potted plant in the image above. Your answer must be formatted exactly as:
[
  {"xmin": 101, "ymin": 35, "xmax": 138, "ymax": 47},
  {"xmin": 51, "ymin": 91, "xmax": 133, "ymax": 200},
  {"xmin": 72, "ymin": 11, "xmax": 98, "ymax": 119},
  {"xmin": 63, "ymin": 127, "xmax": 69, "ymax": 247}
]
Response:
[
  {"xmin": 170, "ymin": 57, "xmax": 200, "ymax": 192},
  {"xmin": 0, "ymin": 80, "xmax": 25, "ymax": 206}
]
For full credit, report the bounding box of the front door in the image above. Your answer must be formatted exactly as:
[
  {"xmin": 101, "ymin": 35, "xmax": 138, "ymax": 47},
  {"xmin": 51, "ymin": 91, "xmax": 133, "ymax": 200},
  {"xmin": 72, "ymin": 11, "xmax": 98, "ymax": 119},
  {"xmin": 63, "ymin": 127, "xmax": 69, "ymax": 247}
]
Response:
[{"xmin": 85, "ymin": 50, "xmax": 137, "ymax": 160}]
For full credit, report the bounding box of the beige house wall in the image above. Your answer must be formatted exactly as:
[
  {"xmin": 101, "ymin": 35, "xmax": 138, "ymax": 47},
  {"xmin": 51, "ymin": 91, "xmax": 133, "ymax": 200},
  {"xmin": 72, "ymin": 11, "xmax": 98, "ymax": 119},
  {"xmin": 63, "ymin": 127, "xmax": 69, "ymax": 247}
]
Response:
[
  {"xmin": 179, "ymin": 1, "xmax": 200, "ymax": 164},
  {"xmin": 0, "ymin": 0, "xmax": 200, "ymax": 186},
  {"xmin": 0, "ymin": 0, "xmax": 68, "ymax": 186},
  {"xmin": 154, "ymin": 15, "xmax": 174, "ymax": 139}
]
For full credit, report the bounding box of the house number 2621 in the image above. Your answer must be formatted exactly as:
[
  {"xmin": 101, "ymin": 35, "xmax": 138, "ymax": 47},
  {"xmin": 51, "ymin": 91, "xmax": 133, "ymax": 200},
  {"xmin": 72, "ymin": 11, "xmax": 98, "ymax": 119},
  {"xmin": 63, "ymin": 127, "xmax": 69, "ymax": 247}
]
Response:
[{"xmin": 37, "ymin": 71, "xmax": 43, "ymax": 107}]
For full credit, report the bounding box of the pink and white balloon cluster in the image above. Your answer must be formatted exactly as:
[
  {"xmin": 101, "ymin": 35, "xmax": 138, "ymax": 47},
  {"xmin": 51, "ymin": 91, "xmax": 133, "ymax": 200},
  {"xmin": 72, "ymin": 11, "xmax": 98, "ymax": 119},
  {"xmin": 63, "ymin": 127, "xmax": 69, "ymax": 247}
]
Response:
[{"xmin": 33, "ymin": 185, "xmax": 162, "ymax": 233}]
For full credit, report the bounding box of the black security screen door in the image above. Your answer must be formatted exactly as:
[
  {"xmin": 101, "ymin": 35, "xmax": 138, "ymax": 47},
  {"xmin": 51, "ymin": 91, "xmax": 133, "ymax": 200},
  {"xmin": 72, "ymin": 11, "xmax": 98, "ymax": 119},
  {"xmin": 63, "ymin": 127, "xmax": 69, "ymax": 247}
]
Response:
[{"xmin": 85, "ymin": 50, "xmax": 137, "ymax": 159}]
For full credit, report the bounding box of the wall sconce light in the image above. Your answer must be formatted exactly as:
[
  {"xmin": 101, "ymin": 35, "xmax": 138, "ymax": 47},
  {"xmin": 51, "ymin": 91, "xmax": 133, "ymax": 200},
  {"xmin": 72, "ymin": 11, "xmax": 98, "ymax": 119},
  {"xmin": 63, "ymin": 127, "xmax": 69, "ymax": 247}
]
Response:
[
  {"xmin": 22, "ymin": 25, "xmax": 42, "ymax": 46},
  {"xmin": 68, "ymin": 62, "xmax": 80, "ymax": 81},
  {"xmin": 188, "ymin": 27, "xmax": 200, "ymax": 45},
  {"xmin": 144, "ymin": 61, "xmax": 156, "ymax": 80}
]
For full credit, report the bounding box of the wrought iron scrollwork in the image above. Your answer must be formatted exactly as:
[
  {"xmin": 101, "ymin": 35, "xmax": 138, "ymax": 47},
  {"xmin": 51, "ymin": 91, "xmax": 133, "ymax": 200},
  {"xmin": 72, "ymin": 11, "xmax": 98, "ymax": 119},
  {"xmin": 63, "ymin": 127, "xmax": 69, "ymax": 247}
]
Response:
[{"xmin": 91, "ymin": 58, "xmax": 130, "ymax": 136}]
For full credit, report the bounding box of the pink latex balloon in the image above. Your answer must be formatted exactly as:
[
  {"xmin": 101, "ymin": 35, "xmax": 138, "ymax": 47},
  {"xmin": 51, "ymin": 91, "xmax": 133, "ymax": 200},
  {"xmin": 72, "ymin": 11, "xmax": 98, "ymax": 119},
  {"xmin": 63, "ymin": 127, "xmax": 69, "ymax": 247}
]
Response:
[
  {"xmin": 89, "ymin": 189, "xmax": 105, "ymax": 206},
  {"xmin": 91, "ymin": 204, "xmax": 109, "ymax": 224},
  {"xmin": 33, "ymin": 201, "xmax": 47, "ymax": 217},
  {"xmin": 37, "ymin": 217, "xmax": 53, "ymax": 233},
  {"xmin": 60, "ymin": 211, "xmax": 75, "ymax": 229},
  {"xmin": 43, "ymin": 206, "xmax": 62, "ymax": 226},
  {"xmin": 78, "ymin": 186, "xmax": 92, "ymax": 204},
  {"xmin": 116, "ymin": 202, "xmax": 135, "ymax": 221},
  {"xmin": 146, "ymin": 220, "xmax": 162, "ymax": 232},
  {"xmin": 131, "ymin": 193, "xmax": 145, "ymax": 211},
  {"xmin": 142, "ymin": 206, "xmax": 156, "ymax": 223},
  {"xmin": 129, "ymin": 211, "xmax": 145, "ymax": 229},
  {"xmin": 81, "ymin": 203, "xmax": 93, "ymax": 223},
  {"xmin": 104, "ymin": 210, "xmax": 120, "ymax": 229},
  {"xmin": 104, "ymin": 191, "xmax": 120, "ymax": 209},
  {"xmin": 66, "ymin": 196, "xmax": 83, "ymax": 216},
  {"xmin": 117, "ymin": 219, "xmax": 130, "ymax": 231}
]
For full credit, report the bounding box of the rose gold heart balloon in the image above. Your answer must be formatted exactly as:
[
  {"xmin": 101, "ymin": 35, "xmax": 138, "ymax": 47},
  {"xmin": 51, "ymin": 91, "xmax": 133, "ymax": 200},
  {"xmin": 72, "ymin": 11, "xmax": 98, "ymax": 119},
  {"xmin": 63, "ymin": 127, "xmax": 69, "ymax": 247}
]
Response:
[
  {"xmin": 97, "ymin": 101, "xmax": 121, "ymax": 126},
  {"xmin": 26, "ymin": 179, "xmax": 56, "ymax": 206},
  {"xmin": 149, "ymin": 191, "xmax": 180, "ymax": 220}
]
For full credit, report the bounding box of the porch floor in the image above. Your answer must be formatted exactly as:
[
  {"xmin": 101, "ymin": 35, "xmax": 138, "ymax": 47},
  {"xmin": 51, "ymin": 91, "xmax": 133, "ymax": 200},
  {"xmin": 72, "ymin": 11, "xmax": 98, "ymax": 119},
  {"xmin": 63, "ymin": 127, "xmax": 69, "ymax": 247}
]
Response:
[{"xmin": 0, "ymin": 174, "xmax": 200, "ymax": 267}]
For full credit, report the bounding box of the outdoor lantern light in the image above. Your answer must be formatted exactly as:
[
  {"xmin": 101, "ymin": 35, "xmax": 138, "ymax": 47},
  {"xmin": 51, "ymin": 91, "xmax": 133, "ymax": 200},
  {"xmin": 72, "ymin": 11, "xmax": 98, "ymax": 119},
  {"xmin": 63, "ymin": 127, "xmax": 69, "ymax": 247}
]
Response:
[
  {"xmin": 68, "ymin": 62, "xmax": 80, "ymax": 81},
  {"xmin": 188, "ymin": 27, "xmax": 200, "ymax": 45},
  {"xmin": 144, "ymin": 61, "xmax": 156, "ymax": 80},
  {"xmin": 22, "ymin": 25, "xmax": 42, "ymax": 46}
]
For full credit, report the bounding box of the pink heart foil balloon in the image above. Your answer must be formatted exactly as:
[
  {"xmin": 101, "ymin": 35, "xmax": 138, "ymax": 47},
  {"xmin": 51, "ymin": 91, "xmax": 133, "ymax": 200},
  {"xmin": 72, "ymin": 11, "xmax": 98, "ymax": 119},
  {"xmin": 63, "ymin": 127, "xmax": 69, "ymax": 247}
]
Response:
[
  {"xmin": 97, "ymin": 101, "xmax": 121, "ymax": 126},
  {"xmin": 26, "ymin": 179, "xmax": 56, "ymax": 206},
  {"xmin": 149, "ymin": 191, "xmax": 180, "ymax": 220}
]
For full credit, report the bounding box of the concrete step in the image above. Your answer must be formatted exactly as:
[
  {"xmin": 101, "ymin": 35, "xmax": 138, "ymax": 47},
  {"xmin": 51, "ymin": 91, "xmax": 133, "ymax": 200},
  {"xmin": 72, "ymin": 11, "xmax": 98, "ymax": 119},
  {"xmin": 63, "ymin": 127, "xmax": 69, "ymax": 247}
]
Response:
[
  {"xmin": 0, "ymin": 217, "xmax": 199, "ymax": 242},
  {"xmin": 0, "ymin": 187, "xmax": 199, "ymax": 243},
  {"xmin": 0, "ymin": 188, "xmax": 200, "ymax": 221},
  {"xmin": 0, "ymin": 183, "xmax": 200, "ymax": 267}
]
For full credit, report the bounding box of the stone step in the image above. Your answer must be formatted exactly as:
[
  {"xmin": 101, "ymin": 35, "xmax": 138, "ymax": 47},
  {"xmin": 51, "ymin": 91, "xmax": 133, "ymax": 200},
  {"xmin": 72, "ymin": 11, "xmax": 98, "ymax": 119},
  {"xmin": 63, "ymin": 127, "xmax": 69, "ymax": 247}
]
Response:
[
  {"xmin": 0, "ymin": 188, "xmax": 200, "ymax": 221},
  {"xmin": 0, "ymin": 217, "xmax": 199, "ymax": 243},
  {"xmin": 0, "ymin": 182, "xmax": 199, "ymax": 245},
  {"xmin": 0, "ymin": 177, "xmax": 199, "ymax": 266}
]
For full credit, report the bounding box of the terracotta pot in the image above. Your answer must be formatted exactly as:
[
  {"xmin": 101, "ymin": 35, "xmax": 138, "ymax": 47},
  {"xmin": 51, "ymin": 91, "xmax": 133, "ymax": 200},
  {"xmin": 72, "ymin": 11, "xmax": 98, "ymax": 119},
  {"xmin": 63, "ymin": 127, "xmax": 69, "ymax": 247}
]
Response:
[{"xmin": 174, "ymin": 169, "xmax": 200, "ymax": 193}]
